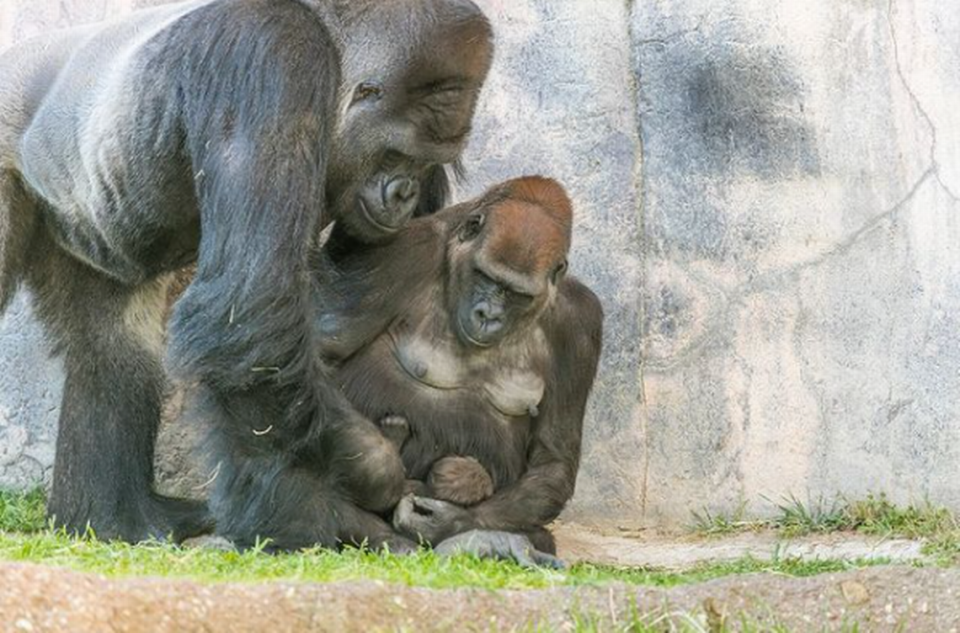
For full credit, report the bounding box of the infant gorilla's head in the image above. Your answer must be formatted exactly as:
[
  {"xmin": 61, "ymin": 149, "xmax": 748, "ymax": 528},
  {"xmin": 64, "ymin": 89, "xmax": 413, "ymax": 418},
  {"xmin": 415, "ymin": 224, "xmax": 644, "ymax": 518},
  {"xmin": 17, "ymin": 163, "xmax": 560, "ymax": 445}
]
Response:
[{"xmin": 427, "ymin": 456, "xmax": 494, "ymax": 506}]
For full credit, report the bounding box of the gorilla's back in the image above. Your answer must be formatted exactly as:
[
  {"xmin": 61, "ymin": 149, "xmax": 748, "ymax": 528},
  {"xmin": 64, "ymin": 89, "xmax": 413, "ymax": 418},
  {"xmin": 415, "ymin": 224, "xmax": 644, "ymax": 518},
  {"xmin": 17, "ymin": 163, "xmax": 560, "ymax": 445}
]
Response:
[{"xmin": 11, "ymin": 1, "xmax": 213, "ymax": 281}]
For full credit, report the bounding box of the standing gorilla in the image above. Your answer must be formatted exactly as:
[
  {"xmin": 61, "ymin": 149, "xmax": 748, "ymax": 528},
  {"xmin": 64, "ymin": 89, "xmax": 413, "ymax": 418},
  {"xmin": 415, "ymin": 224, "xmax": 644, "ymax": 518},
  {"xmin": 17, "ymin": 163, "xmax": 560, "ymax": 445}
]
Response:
[{"xmin": 0, "ymin": 0, "xmax": 492, "ymax": 547}]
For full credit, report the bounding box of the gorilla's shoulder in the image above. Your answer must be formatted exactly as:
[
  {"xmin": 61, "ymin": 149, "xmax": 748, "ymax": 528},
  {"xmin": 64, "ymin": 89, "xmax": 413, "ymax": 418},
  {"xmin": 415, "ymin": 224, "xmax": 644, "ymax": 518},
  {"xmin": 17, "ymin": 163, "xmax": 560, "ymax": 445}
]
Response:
[{"xmin": 552, "ymin": 276, "xmax": 603, "ymax": 352}]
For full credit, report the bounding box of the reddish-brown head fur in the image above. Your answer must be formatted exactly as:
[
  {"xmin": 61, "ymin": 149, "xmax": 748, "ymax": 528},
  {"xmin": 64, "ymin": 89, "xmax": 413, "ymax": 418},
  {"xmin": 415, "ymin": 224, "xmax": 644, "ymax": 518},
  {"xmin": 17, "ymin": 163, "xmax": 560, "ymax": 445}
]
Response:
[{"xmin": 483, "ymin": 176, "xmax": 573, "ymax": 278}]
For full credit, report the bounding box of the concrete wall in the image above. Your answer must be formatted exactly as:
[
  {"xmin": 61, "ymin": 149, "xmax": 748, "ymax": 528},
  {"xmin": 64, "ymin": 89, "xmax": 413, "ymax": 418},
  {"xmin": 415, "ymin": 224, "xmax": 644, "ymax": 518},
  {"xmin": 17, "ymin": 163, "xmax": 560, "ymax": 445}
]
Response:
[{"xmin": 1, "ymin": 0, "xmax": 958, "ymax": 528}]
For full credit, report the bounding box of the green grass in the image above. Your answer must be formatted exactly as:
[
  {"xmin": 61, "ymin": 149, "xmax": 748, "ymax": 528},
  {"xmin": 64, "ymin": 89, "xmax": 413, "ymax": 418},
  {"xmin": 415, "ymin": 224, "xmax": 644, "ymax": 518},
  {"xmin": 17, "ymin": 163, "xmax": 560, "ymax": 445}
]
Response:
[
  {"xmin": 689, "ymin": 499, "xmax": 755, "ymax": 536},
  {"xmin": 691, "ymin": 492, "xmax": 960, "ymax": 563},
  {"xmin": 0, "ymin": 489, "xmax": 887, "ymax": 589},
  {"xmin": 0, "ymin": 487, "xmax": 46, "ymax": 532},
  {"xmin": 770, "ymin": 494, "xmax": 851, "ymax": 536}
]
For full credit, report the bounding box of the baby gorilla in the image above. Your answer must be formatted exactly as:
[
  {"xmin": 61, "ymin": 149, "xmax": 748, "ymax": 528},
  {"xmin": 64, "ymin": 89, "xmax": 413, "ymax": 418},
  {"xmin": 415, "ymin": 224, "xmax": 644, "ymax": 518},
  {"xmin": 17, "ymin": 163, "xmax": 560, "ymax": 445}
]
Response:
[
  {"xmin": 380, "ymin": 415, "xmax": 494, "ymax": 506},
  {"xmin": 315, "ymin": 176, "xmax": 603, "ymax": 562}
]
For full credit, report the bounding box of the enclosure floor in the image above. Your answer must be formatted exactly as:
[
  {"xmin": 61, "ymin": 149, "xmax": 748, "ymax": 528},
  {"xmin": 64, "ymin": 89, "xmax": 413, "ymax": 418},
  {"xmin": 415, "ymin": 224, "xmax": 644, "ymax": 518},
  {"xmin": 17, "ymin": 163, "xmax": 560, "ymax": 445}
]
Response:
[
  {"xmin": 553, "ymin": 522, "xmax": 926, "ymax": 568},
  {"xmin": 2, "ymin": 560, "xmax": 958, "ymax": 631},
  {"xmin": 1, "ymin": 525, "xmax": 954, "ymax": 631}
]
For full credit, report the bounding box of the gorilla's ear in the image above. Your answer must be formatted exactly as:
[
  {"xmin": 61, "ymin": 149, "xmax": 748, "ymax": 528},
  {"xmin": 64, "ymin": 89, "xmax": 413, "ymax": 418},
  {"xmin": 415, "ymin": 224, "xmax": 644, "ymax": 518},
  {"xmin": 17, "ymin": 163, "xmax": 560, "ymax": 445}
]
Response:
[{"xmin": 415, "ymin": 164, "xmax": 452, "ymax": 216}]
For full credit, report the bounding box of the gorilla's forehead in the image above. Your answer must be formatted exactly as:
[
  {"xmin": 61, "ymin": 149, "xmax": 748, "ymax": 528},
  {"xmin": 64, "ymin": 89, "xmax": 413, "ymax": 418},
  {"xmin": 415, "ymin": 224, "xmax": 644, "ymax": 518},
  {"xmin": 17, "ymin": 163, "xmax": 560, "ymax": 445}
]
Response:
[
  {"xmin": 337, "ymin": 0, "xmax": 493, "ymax": 83},
  {"xmin": 484, "ymin": 201, "xmax": 569, "ymax": 280}
]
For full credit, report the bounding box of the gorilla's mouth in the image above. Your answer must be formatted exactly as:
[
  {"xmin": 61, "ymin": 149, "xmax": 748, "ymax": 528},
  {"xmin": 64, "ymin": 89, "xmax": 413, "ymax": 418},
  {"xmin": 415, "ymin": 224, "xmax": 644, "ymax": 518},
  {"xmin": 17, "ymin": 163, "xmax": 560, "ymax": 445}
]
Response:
[
  {"xmin": 357, "ymin": 197, "xmax": 403, "ymax": 234},
  {"xmin": 456, "ymin": 313, "xmax": 494, "ymax": 348}
]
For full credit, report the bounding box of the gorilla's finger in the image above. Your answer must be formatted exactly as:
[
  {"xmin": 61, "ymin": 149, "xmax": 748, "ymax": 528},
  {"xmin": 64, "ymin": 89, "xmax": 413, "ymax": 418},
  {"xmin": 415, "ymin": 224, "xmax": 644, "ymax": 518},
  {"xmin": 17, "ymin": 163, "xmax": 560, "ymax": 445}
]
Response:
[
  {"xmin": 382, "ymin": 536, "xmax": 418, "ymax": 556},
  {"xmin": 509, "ymin": 548, "xmax": 539, "ymax": 569},
  {"xmin": 391, "ymin": 495, "xmax": 416, "ymax": 528},
  {"xmin": 531, "ymin": 549, "xmax": 566, "ymax": 570},
  {"xmin": 411, "ymin": 496, "xmax": 449, "ymax": 515}
]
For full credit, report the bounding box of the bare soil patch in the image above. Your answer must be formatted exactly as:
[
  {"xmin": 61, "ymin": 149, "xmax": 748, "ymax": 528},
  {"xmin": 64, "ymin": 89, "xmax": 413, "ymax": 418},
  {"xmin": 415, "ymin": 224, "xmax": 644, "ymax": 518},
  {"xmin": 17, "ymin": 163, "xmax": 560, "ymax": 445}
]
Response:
[{"xmin": 2, "ymin": 562, "xmax": 959, "ymax": 631}]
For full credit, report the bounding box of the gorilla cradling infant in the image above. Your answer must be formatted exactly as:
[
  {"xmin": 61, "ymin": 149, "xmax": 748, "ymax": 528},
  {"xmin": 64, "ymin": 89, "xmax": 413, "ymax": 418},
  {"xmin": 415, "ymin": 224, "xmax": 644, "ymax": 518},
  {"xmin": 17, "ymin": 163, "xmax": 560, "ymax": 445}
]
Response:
[
  {"xmin": 0, "ymin": 0, "xmax": 492, "ymax": 547},
  {"xmin": 314, "ymin": 176, "xmax": 604, "ymax": 559}
]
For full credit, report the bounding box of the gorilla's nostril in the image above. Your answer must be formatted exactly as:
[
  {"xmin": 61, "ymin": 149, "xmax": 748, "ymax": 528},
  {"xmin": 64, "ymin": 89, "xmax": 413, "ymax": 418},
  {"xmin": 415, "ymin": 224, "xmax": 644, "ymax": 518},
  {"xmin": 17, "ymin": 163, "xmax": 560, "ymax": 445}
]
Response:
[
  {"xmin": 473, "ymin": 302, "xmax": 491, "ymax": 323},
  {"xmin": 473, "ymin": 303, "xmax": 504, "ymax": 338},
  {"xmin": 383, "ymin": 177, "xmax": 419, "ymax": 209}
]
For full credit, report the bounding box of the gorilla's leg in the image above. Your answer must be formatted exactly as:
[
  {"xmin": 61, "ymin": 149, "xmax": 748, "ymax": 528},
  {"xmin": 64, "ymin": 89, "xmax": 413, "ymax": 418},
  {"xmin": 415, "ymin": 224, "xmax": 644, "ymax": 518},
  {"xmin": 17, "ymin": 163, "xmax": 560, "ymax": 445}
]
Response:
[{"xmin": 25, "ymin": 234, "xmax": 209, "ymax": 541}]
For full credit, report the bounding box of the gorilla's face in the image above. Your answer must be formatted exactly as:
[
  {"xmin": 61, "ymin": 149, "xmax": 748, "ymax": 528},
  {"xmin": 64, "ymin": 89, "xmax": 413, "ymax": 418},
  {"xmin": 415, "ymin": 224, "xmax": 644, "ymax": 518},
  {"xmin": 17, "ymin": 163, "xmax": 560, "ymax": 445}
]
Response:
[
  {"xmin": 327, "ymin": 0, "xmax": 494, "ymax": 243},
  {"xmin": 443, "ymin": 178, "xmax": 573, "ymax": 349}
]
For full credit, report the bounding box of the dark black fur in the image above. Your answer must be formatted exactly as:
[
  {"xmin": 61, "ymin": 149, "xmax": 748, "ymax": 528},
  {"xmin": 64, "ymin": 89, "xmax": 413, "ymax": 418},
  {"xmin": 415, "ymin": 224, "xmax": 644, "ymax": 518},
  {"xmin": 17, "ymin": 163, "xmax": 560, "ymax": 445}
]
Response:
[
  {"xmin": 312, "ymin": 177, "xmax": 604, "ymax": 557},
  {"xmin": 0, "ymin": 0, "xmax": 492, "ymax": 547}
]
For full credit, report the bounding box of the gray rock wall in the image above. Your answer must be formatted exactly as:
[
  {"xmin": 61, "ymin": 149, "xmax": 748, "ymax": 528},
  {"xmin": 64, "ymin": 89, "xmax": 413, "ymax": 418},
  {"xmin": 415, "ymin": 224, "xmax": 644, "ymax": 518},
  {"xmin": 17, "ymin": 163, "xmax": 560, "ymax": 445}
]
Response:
[{"xmin": 1, "ymin": 0, "xmax": 958, "ymax": 528}]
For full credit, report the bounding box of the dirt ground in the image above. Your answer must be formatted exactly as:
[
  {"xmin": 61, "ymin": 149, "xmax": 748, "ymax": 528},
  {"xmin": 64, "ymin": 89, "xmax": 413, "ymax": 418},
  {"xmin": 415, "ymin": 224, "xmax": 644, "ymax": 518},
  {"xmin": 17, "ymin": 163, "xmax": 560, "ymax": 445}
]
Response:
[{"xmin": 1, "ymin": 526, "xmax": 955, "ymax": 632}]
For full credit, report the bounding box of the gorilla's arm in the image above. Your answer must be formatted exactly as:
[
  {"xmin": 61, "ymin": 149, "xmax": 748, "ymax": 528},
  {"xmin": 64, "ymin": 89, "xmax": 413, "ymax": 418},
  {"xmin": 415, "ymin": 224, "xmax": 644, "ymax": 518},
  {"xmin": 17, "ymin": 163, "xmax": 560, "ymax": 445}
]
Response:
[
  {"xmin": 395, "ymin": 279, "xmax": 603, "ymax": 544},
  {"xmin": 165, "ymin": 1, "xmax": 404, "ymax": 548},
  {"xmin": 312, "ymin": 222, "xmax": 445, "ymax": 361}
]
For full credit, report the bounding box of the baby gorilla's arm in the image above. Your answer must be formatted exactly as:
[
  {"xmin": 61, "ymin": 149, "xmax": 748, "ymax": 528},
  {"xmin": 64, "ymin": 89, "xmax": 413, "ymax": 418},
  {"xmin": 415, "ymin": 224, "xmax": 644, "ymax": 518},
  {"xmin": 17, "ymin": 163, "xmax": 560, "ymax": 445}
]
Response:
[
  {"xmin": 378, "ymin": 414, "xmax": 411, "ymax": 449},
  {"xmin": 377, "ymin": 415, "xmax": 428, "ymax": 497}
]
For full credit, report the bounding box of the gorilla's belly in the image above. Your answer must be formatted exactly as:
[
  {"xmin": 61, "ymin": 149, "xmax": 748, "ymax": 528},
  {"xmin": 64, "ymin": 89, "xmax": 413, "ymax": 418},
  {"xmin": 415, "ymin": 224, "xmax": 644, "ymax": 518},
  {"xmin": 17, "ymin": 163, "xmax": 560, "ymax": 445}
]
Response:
[{"xmin": 336, "ymin": 336, "xmax": 534, "ymax": 487}]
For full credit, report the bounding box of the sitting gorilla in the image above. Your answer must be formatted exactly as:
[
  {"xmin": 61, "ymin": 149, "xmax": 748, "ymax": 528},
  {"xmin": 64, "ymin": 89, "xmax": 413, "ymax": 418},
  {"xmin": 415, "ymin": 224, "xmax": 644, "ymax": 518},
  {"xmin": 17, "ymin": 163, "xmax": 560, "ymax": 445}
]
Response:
[{"xmin": 313, "ymin": 176, "xmax": 604, "ymax": 559}]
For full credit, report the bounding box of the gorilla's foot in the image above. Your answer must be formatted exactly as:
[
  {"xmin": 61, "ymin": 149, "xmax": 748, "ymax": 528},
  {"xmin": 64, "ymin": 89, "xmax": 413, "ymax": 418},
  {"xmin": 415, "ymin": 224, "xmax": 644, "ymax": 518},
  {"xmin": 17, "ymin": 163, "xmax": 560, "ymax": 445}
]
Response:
[
  {"xmin": 47, "ymin": 494, "xmax": 211, "ymax": 544},
  {"xmin": 434, "ymin": 530, "xmax": 565, "ymax": 569},
  {"xmin": 147, "ymin": 494, "xmax": 215, "ymax": 542},
  {"xmin": 374, "ymin": 534, "xmax": 419, "ymax": 556}
]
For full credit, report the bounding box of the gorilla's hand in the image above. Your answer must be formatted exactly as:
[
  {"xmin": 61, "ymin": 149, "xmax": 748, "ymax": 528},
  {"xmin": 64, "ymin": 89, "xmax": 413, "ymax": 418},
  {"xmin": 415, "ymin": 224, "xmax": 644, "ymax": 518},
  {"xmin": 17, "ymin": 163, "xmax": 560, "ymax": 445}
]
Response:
[
  {"xmin": 392, "ymin": 495, "xmax": 470, "ymax": 544},
  {"xmin": 435, "ymin": 530, "xmax": 565, "ymax": 569}
]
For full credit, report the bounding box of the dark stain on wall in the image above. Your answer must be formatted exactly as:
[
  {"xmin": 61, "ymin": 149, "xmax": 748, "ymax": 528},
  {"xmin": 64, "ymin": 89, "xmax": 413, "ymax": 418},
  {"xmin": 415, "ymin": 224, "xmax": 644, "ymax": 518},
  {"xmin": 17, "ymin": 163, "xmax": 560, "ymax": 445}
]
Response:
[
  {"xmin": 636, "ymin": 21, "xmax": 821, "ymax": 261},
  {"xmin": 684, "ymin": 50, "xmax": 821, "ymax": 179}
]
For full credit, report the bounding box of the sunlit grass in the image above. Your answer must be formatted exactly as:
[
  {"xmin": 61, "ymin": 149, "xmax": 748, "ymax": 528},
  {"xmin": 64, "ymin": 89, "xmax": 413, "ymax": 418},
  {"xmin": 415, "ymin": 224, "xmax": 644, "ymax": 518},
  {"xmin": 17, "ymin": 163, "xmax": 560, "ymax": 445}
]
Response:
[
  {"xmin": 691, "ymin": 492, "xmax": 960, "ymax": 564},
  {"xmin": 0, "ymin": 489, "xmax": 891, "ymax": 589}
]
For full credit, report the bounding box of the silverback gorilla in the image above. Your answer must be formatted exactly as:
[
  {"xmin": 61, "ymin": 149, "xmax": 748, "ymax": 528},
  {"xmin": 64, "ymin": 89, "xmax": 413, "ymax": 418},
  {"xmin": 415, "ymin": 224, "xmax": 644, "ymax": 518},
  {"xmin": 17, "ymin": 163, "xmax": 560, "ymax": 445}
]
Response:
[
  {"xmin": 0, "ymin": 0, "xmax": 492, "ymax": 547},
  {"xmin": 314, "ymin": 177, "xmax": 603, "ymax": 560}
]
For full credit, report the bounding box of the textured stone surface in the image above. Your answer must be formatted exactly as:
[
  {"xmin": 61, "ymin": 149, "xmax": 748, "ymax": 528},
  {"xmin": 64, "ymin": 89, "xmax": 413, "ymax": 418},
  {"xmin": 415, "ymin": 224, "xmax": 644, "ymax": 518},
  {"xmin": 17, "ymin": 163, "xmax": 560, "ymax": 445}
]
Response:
[
  {"xmin": 633, "ymin": 0, "xmax": 960, "ymax": 525},
  {"xmin": 1, "ymin": 0, "xmax": 959, "ymax": 528}
]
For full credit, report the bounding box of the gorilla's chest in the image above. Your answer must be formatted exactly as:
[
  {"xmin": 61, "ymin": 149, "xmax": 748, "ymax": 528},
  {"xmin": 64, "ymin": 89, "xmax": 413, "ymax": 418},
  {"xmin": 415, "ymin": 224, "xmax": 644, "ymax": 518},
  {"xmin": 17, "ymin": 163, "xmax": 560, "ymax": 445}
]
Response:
[
  {"xmin": 387, "ymin": 323, "xmax": 546, "ymax": 419},
  {"xmin": 336, "ymin": 324, "xmax": 545, "ymax": 485}
]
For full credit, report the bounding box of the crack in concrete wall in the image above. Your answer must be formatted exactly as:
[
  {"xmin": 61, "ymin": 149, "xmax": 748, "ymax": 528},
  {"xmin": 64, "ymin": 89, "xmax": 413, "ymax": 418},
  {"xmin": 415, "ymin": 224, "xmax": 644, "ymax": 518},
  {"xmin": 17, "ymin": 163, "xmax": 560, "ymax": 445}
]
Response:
[{"xmin": 887, "ymin": 0, "xmax": 960, "ymax": 203}]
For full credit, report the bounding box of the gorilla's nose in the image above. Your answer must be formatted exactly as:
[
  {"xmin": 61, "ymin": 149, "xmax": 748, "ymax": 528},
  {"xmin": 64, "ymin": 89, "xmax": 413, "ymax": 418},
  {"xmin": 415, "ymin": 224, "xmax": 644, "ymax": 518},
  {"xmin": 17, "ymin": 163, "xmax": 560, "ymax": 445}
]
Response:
[
  {"xmin": 382, "ymin": 176, "xmax": 420, "ymax": 221},
  {"xmin": 472, "ymin": 300, "xmax": 504, "ymax": 335}
]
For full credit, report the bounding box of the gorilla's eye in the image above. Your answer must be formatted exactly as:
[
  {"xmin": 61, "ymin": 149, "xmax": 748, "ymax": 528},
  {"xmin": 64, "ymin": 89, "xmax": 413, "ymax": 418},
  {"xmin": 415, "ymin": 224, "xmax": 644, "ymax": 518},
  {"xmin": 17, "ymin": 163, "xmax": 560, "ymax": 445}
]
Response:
[
  {"xmin": 352, "ymin": 81, "xmax": 384, "ymax": 104},
  {"xmin": 459, "ymin": 213, "xmax": 485, "ymax": 241},
  {"xmin": 551, "ymin": 260, "xmax": 568, "ymax": 284}
]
